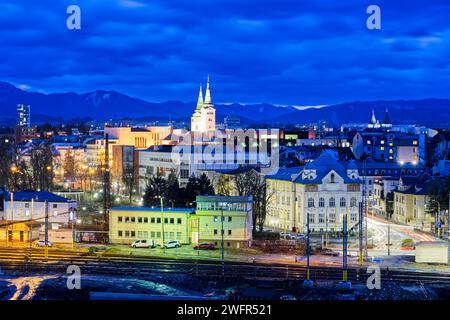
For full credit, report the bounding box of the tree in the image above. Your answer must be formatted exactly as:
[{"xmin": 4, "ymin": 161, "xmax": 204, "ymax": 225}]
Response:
[
  {"xmin": 143, "ymin": 175, "xmax": 168, "ymax": 207},
  {"xmin": 30, "ymin": 144, "xmax": 53, "ymax": 191},
  {"xmin": 216, "ymin": 174, "xmax": 234, "ymax": 196},
  {"xmin": 234, "ymin": 170, "xmax": 273, "ymax": 231},
  {"xmin": 167, "ymin": 172, "xmax": 181, "ymax": 207},
  {"xmin": 63, "ymin": 150, "xmax": 76, "ymax": 182},
  {"xmin": 122, "ymin": 164, "xmax": 136, "ymax": 204}
]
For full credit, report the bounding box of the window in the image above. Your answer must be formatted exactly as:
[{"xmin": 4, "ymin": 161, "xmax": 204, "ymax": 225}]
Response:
[
  {"xmin": 138, "ymin": 217, "xmax": 142, "ymax": 223},
  {"xmin": 228, "ymin": 216, "xmax": 232, "ymax": 222},
  {"xmin": 214, "ymin": 229, "xmax": 218, "ymax": 235},
  {"xmin": 151, "ymin": 217, "xmax": 155, "ymax": 223},
  {"xmin": 164, "ymin": 218, "xmax": 168, "ymax": 224},
  {"xmin": 157, "ymin": 218, "xmax": 161, "ymax": 223},
  {"xmin": 130, "ymin": 231, "xmax": 135, "ymax": 237},
  {"xmin": 228, "ymin": 230, "xmax": 232, "ymax": 235},
  {"xmin": 350, "ymin": 197, "xmax": 357, "ymax": 207},
  {"xmin": 318, "ymin": 213, "xmax": 325, "ymax": 223},
  {"xmin": 125, "ymin": 217, "xmax": 130, "ymax": 223},
  {"xmin": 118, "ymin": 216, "xmax": 123, "ymax": 223},
  {"xmin": 307, "ymin": 198, "xmax": 315, "ymax": 208},
  {"xmin": 176, "ymin": 232, "xmax": 182, "ymax": 240},
  {"xmin": 118, "ymin": 231, "xmax": 123, "ymax": 237},
  {"xmin": 214, "ymin": 216, "xmax": 218, "ymax": 222},
  {"xmin": 130, "ymin": 217, "xmax": 135, "ymax": 223},
  {"xmin": 177, "ymin": 218, "xmax": 182, "ymax": 224},
  {"xmin": 25, "ymin": 203, "xmax": 30, "ymax": 208},
  {"xmin": 125, "ymin": 231, "xmax": 130, "ymax": 237},
  {"xmin": 340, "ymin": 197, "xmax": 346, "ymax": 207},
  {"xmin": 144, "ymin": 217, "xmax": 148, "ymax": 223},
  {"xmin": 330, "ymin": 173, "xmax": 335, "ymax": 183},
  {"xmin": 329, "ymin": 197, "xmax": 335, "ymax": 207},
  {"xmin": 53, "ymin": 204, "xmax": 57, "ymax": 209},
  {"xmin": 169, "ymin": 218, "xmax": 174, "ymax": 224},
  {"xmin": 319, "ymin": 198, "xmax": 325, "ymax": 207}
]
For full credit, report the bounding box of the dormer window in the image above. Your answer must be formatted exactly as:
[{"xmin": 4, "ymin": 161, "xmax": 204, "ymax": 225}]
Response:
[{"xmin": 330, "ymin": 173, "xmax": 335, "ymax": 183}]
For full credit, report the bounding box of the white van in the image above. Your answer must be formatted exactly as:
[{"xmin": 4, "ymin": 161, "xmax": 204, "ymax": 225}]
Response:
[{"xmin": 131, "ymin": 239, "xmax": 156, "ymax": 248}]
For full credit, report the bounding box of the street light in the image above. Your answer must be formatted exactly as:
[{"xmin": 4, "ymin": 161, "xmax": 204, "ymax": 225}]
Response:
[{"xmin": 427, "ymin": 198, "xmax": 441, "ymax": 237}]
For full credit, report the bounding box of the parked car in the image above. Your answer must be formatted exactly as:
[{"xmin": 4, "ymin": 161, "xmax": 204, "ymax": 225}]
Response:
[
  {"xmin": 131, "ymin": 239, "xmax": 156, "ymax": 248},
  {"xmin": 35, "ymin": 240, "xmax": 53, "ymax": 247},
  {"xmin": 194, "ymin": 243, "xmax": 216, "ymax": 250},
  {"xmin": 321, "ymin": 248, "xmax": 340, "ymax": 256},
  {"xmin": 280, "ymin": 232, "xmax": 291, "ymax": 239},
  {"xmin": 161, "ymin": 240, "xmax": 181, "ymax": 248}
]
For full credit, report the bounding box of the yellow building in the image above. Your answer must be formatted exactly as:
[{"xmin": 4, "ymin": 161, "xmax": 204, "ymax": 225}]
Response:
[
  {"xmin": 393, "ymin": 175, "xmax": 435, "ymax": 230},
  {"xmin": 194, "ymin": 195, "xmax": 253, "ymax": 248},
  {"xmin": 109, "ymin": 207, "xmax": 194, "ymax": 245},
  {"xmin": 0, "ymin": 221, "xmax": 40, "ymax": 243},
  {"xmin": 109, "ymin": 195, "xmax": 253, "ymax": 248},
  {"xmin": 104, "ymin": 126, "xmax": 173, "ymax": 150}
]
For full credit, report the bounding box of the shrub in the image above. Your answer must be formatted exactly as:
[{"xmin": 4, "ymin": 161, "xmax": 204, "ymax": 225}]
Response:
[{"xmin": 401, "ymin": 238, "xmax": 415, "ymax": 248}]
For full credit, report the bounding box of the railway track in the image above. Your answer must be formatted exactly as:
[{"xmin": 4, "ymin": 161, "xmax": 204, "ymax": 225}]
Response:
[{"xmin": 1, "ymin": 247, "xmax": 450, "ymax": 286}]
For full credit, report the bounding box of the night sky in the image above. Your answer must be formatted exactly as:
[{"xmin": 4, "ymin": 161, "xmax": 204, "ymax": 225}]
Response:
[{"xmin": 1, "ymin": 0, "xmax": 450, "ymax": 106}]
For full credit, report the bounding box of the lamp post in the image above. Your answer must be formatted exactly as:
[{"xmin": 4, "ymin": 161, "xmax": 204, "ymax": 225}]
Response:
[
  {"xmin": 428, "ymin": 198, "xmax": 441, "ymax": 237},
  {"xmin": 220, "ymin": 203, "xmax": 225, "ymax": 278},
  {"xmin": 159, "ymin": 196, "xmax": 165, "ymax": 252},
  {"xmin": 303, "ymin": 208, "xmax": 313, "ymax": 288}
]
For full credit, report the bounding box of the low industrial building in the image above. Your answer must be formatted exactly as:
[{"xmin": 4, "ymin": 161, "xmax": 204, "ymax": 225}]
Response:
[
  {"xmin": 109, "ymin": 195, "xmax": 253, "ymax": 248},
  {"xmin": 415, "ymin": 242, "xmax": 449, "ymax": 264}
]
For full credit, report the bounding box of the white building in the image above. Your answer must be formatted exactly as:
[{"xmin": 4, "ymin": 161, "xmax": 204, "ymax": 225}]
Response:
[
  {"xmin": 265, "ymin": 151, "xmax": 363, "ymax": 234},
  {"xmin": 191, "ymin": 77, "xmax": 216, "ymax": 133},
  {"xmin": 0, "ymin": 190, "xmax": 77, "ymax": 242}
]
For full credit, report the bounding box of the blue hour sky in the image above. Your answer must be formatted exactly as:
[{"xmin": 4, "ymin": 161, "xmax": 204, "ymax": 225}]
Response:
[{"xmin": 1, "ymin": 0, "xmax": 450, "ymax": 106}]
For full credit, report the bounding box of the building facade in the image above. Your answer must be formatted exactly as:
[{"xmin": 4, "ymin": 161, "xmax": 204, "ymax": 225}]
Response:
[
  {"xmin": 265, "ymin": 151, "xmax": 363, "ymax": 234},
  {"xmin": 109, "ymin": 195, "xmax": 253, "ymax": 248}
]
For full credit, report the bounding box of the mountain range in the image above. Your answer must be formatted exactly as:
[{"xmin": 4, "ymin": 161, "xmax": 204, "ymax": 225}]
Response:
[{"xmin": 0, "ymin": 81, "xmax": 449, "ymax": 126}]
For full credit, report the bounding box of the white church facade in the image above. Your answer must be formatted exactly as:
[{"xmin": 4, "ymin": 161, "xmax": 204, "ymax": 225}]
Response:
[{"xmin": 191, "ymin": 77, "xmax": 216, "ymax": 133}]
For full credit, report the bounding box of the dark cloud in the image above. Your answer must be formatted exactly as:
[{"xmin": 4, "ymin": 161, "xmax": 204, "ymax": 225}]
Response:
[{"xmin": 0, "ymin": 0, "xmax": 449, "ymax": 105}]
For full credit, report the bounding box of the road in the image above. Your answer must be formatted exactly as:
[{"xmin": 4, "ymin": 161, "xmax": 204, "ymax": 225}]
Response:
[{"xmin": 367, "ymin": 216, "xmax": 439, "ymax": 256}]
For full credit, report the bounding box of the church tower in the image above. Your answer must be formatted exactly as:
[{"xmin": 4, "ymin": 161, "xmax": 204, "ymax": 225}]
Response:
[
  {"xmin": 191, "ymin": 76, "xmax": 216, "ymax": 133},
  {"xmin": 191, "ymin": 85, "xmax": 203, "ymax": 132}
]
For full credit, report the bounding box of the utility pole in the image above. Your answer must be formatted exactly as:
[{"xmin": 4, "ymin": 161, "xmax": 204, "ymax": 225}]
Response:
[
  {"xmin": 44, "ymin": 200, "xmax": 49, "ymax": 262},
  {"xmin": 160, "ymin": 196, "xmax": 165, "ymax": 252},
  {"xmin": 221, "ymin": 207, "xmax": 225, "ymax": 278},
  {"xmin": 29, "ymin": 198, "xmax": 34, "ymax": 261},
  {"xmin": 387, "ymin": 216, "xmax": 391, "ymax": 256},
  {"xmin": 103, "ymin": 133, "xmax": 111, "ymax": 243},
  {"xmin": 342, "ymin": 208, "xmax": 348, "ymax": 282},
  {"xmin": 303, "ymin": 209, "xmax": 313, "ymax": 288},
  {"xmin": 358, "ymin": 201, "xmax": 363, "ymax": 267}
]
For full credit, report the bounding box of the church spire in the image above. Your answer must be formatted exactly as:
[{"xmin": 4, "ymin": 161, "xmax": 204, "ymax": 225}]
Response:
[
  {"xmin": 383, "ymin": 107, "xmax": 391, "ymax": 124},
  {"xmin": 204, "ymin": 75, "xmax": 213, "ymax": 106},
  {"xmin": 370, "ymin": 108, "xmax": 377, "ymax": 124},
  {"xmin": 195, "ymin": 85, "xmax": 203, "ymax": 112}
]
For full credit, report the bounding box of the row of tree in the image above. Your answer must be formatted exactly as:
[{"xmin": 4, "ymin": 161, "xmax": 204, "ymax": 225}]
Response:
[
  {"xmin": 142, "ymin": 169, "xmax": 272, "ymax": 232},
  {"xmin": 143, "ymin": 173, "xmax": 214, "ymax": 208},
  {"xmin": 0, "ymin": 141, "xmax": 54, "ymax": 192}
]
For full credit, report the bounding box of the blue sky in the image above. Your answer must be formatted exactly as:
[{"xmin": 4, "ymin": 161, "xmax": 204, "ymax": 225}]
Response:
[{"xmin": 1, "ymin": 0, "xmax": 450, "ymax": 106}]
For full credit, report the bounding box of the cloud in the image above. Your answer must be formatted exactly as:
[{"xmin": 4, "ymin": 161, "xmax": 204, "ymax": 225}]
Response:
[{"xmin": 0, "ymin": 0, "xmax": 449, "ymax": 105}]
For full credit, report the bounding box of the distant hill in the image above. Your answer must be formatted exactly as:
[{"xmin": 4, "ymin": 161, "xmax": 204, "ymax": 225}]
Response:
[{"xmin": 0, "ymin": 81, "xmax": 449, "ymax": 126}]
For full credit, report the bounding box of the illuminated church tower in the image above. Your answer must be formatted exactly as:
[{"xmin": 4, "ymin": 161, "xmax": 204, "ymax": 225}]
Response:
[{"xmin": 191, "ymin": 76, "xmax": 216, "ymax": 133}]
